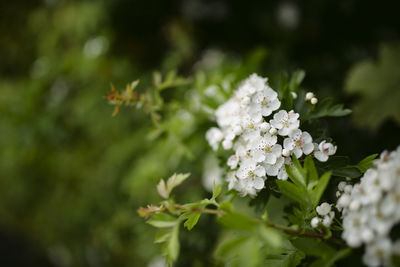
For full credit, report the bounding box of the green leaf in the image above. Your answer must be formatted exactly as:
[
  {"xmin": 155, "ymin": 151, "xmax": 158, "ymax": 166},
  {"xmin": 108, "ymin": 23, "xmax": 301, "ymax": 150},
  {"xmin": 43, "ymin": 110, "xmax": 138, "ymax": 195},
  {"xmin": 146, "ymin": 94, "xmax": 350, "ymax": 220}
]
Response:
[
  {"xmin": 304, "ymin": 156, "xmax": 318, "ymax": 184},
  {"xmin": 258, "ymin": 225, "xmax": 282, "ymax": 248},
  {"xmin": 214, "ymin": 236, "xmax": 248, "ymax": 259},
  {"xmin": 166, "ymin": 173, "xmax": 190, "ymax": 193},
  {"xmin": 332, "ymin": 167, "xmax": 362, "ymax": 178},
  {"xmin": 163, "ymin": 224, "xmax": 180, "ymax": 265},
  {"xmin": 147, "ymin": 213, "xmax": 178, "ymax": 228},
  {"xmin": 239, "ymin": 237, "xmax": 263, "ymax": 267},
  {"xmin": 345, "ymin": 43, "xmax": 400, "ymax": 130},
  {"xmin": 292, "ymin": 237, "xmax": 335, "ymax": 258},
  {"xmin": 307, "ymin": 98, "xmax": 352, "ymax": 120},
  {"xmin": 286, "ymin": 156, "xmax": 307, "ymax": 188},
  {"xmin": 157, "ymin": 173, "xmax": 190, "ymax": 199},
  {"xmin": 156, "ymin": 179, "xmax": 168, "ymax": 199},
  {"xmin": 183, "ymin": 212, "xmax": 201, "ymax": 231},
  {"xmin": 218, "ymin": 212, "xmax": 258, "ymax": 231},
  {"xmin": 310, "ymin": 171, "xmax": 331, "ymax": 208},
  {"xmin": 310, "ymin": 248, "xmax": 351, "ymax": 267},
  {"xmin": 211, "ymin": 182, "xmax": 222, "ymax": 201},
  {"xmin": 289, "ymin": 70, "xmax": 305, "ymax": 92},
  {"xmin": 155, "ymin": 229, "xmax": 172, "ymax": 243},
  {"xmin": 356, "ymin": 153, "xmax": 378, "ymax": 173},
  {"xmin": 276, "ymin": 180, "xmax": 309, "ymax": 208},
  {"xmin": 264, "ymin": 240, "xmax": 305, "ymax": 267}
]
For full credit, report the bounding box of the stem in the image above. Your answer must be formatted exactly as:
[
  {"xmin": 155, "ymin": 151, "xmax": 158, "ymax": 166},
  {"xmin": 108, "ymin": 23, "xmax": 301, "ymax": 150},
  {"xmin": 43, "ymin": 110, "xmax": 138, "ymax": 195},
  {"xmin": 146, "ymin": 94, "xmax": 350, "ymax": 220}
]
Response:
[
  {"xmin": 141, "ymin": 204, "xmax": 344, "ymax": 245},
  {"xmin": 265, "ymin": 221, "xmax": 344, "ymax": 245}
]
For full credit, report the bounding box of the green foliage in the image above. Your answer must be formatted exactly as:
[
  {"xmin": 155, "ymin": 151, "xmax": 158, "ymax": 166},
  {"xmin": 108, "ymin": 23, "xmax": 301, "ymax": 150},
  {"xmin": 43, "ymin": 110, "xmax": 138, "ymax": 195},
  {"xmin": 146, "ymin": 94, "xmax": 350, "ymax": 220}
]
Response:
[
  {"xmin": 345, "ymin": 43, "xmax": 400, "ymax": 129},
  {"xmin": 306, "ymin": 98, "xmax": 352, "ymax": 120},
  {"xmin": 278, "ymin": 156, "xmax": 331, "ymax": 212},
  {"xmin": 156, "ymin": 173, "xmax": 190, "ymax": 199}
]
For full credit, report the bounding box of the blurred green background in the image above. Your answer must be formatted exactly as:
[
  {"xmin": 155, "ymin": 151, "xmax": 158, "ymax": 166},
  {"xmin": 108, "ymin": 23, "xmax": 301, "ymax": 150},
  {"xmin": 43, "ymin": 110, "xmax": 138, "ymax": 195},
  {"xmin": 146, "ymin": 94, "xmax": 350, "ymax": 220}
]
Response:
[{"xmin": 0, "ymin": 0, "xmax": 400, "ymax": 266}]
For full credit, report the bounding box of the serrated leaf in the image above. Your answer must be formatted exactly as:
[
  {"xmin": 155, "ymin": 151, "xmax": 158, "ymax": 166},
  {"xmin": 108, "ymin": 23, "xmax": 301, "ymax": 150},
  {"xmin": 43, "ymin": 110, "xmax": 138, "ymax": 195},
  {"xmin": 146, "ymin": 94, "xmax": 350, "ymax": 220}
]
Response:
[
  {"xmin": 183, "ymin": 213, "xmax": 201, "ymax": 231},
  {"xmin": 218, "ymin": 212, "xmax": 258, "ymax": 231},
  {"xmin": 147, "ymin": 213, "xmax": 177, "ymax": 228},
  {"xmin": 311, "ymin": 171, "xmax": 331, "ymax": 208},
  {"xmin": 276, "ymin": 180, "xmax": 309, "ymax": 208},
  {"xmin": 345, "ymin": 43, "xmax": 400, "ymax": 130},
  {"xmin": 307, "ymin": 98, "xmax": 352, "ymax": 120},
  {"xmin": 157, "ymin": 179, "xmax": 168, "ymax": 199},
  {"xmin": 158, "ymin": 173, "xmax": 190, "ymax": 199}
]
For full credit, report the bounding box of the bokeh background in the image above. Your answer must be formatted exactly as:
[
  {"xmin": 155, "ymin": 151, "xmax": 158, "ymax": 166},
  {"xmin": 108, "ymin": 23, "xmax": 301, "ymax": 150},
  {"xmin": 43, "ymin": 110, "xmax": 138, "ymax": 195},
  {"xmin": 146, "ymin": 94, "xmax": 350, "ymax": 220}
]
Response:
[{"xmin": 1, "ymin": 0, "xmax": 400, "ymax": 266}]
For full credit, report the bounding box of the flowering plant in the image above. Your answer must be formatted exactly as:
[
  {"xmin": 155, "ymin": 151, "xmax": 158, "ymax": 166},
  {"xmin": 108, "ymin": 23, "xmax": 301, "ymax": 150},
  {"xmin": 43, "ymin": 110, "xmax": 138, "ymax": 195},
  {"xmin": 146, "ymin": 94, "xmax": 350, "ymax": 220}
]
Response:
[{"xmin": 110, "ymin": 54, "xmax": 399, "ymax": 266}]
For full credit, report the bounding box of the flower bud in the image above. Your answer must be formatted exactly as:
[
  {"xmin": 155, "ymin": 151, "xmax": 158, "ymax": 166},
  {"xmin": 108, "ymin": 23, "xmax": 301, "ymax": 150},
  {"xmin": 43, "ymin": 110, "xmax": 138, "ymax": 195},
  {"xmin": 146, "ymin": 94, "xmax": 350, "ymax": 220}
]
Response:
[
  {"xmin": 305, "ymin": 92, "xmax": 314, "ymax": 101},
  {"xmin": 311, "ymin": 97, "xmax": 318, "ymax": 104}
]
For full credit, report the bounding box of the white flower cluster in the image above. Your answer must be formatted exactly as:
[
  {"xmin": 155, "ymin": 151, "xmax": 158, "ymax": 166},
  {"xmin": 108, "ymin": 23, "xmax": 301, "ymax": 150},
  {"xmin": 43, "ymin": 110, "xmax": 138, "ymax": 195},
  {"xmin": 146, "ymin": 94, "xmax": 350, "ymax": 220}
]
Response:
[
  {"xmin": 337, "ymin": 146, "xmax": 400, "ymax": 267},
  {"xmin": 311, "ymin": 202, "xmax": 335, "ymax": 228},
  {"xmin": 205, "ymin": 74, "xmax": 337, "ymax": 197}
]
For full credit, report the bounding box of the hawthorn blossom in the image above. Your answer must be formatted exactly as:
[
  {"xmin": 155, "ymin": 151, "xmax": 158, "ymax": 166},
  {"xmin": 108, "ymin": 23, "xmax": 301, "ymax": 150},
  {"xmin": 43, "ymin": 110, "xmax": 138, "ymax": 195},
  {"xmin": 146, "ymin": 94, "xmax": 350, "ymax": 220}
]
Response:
[
  {"xmin": 338, "ymin": 146, "xmax": 400, "ymax": 266},
  {"xmin": 311, "ymin": 202, "xmax": 335, "ymax": 228},
  {"xmin": 205, "ymin": 73, "xmax": 337, "ymax": 196},
  {"xmin": 283, "ymin": 129, "xmax": 314, "ymax": 158},
  {"xmin": 314, "ymin": 141, "xmax": 337, "ymax": 162},
  {"xmin": 270, "ymin": 110, "xmax": 300, "ymax": 136}
]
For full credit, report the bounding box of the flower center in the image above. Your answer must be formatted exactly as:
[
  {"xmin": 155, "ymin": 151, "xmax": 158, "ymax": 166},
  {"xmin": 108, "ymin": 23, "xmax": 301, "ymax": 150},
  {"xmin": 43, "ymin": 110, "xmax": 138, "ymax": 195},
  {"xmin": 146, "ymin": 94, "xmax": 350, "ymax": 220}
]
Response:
[{"xmin": 264, "ymin": 145, "xmax": 272, "ymax": 153}]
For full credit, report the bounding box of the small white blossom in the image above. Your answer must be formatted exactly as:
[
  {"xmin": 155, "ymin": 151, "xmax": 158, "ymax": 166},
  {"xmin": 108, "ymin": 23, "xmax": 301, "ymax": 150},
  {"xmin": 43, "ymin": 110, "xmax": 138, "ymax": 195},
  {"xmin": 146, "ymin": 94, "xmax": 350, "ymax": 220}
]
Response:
[
  {"xmin": 305, "ymin": 92, "xmax": 314, "ymax": 101},
  {"xmin": 206, "ymin": 74, "xmax": 338, "ymax": 197},
  {"xmin": 270, "ymin": 110, "xmax": 300, "ymax": 136},
  {"xmin": 206, "ymin": 127, "xmax": 223, "ymax": 150},
  {"xmin": 310, "ymin": 97, "xmax": 318, "ymax": 105},
  {"xmin": 316, "ymin": 202, "xmax": 331, "ymax": 216},
  {"xmin": 314, "ymin": 141, "xmax": 337, "ymax": 162},
  {"xmin": 311, "ymin": 217, "xmax": 320, "ymax": 228},
  {"xmin": 338, "ymin": 146, "xmax": 400, "ymax": 267},
  {"xmin": 283, "ymin": 129, "xmax": 314, "ymax": 158}
]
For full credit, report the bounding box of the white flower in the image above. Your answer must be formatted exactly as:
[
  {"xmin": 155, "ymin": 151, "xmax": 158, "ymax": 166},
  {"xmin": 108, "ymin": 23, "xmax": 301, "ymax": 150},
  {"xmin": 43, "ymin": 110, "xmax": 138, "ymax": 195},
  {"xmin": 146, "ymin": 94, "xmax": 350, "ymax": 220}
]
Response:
[
  {"xmin": 362, "ymin": 238, "xmax": 392, "ymax": 267},
  {"xmin": 338, "ymin": 146, "xmax": 400, "ymax": 267},
  {"xmin": 236, "ymin": 158, "xmax": 257, "ymax": 179},
  {"xmin": 206, "ymin": 127, "xmax": 223, "ymax": 150},
  {"xmin": 225, "ymin": 171, "xmax": 238, "ymax": 191},
  {"xmin": 283, "ymin": 129, "xmax": 314, "ymax": 158},
  {"xmin": 316, "ymin": 202, "xmax": 331, "ymax": 216},
  {"xmin": 310, "ymin": 97, "xmax": 318, "ymax": 105},
  {"xmin": 206, "ymin": 74, "xmax": 338, "ymax": 197},
  {"xmin": 322, "ymin": 211, "xmax": 334, "ymax": 227},
  {"xmin": 264, "ymin": 156, "xmax": 285, "ymax": 177},
  {"xmin": 227, "ymin": 154, "xmax": 239, "ymax": 169},
  {"xmin": 249, "ymin": 134, "xmax": 281, "ymax": 164},
  {"xmin": 270, "ymin": 110, "xmax": 300, "ymax": 136},
  {"xmin": 251, "ymin": 87, "xmax": 281, "ymax": 116},
  {"xmin": 202, "ymin": 155, "xmax": 223, "ymax": 192},
  {"xmin": 305, "ymin": 92, "xmax": 314, "ymax": 101},
  {"xmin": 311, "ymin": 217, "xmax": 320, "ymax": 228},
  {"xmin": 314, "ymin": 141, "xmax": 337, "ymax": 162}
]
